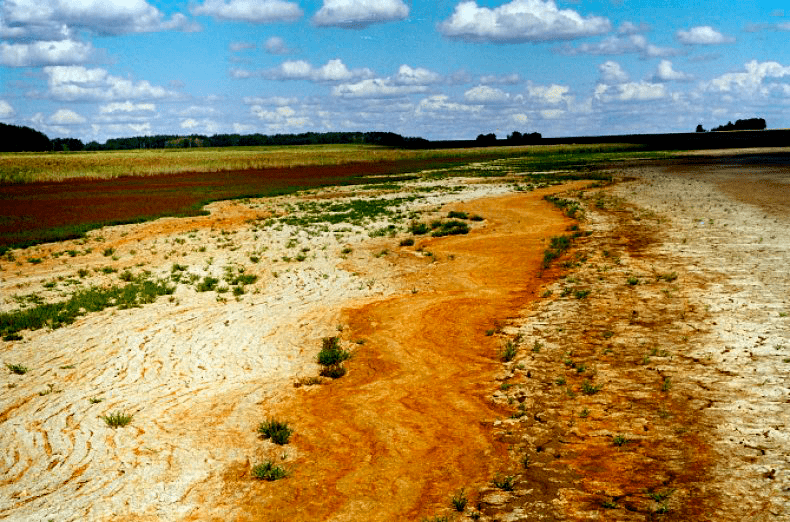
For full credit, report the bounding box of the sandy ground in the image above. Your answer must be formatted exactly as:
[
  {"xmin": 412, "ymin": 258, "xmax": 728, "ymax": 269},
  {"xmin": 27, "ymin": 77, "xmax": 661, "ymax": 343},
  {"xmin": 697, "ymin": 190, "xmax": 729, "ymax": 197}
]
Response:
[{"xmin": 2, "ymin": 150, "xmax": 789, "ymax": 521}]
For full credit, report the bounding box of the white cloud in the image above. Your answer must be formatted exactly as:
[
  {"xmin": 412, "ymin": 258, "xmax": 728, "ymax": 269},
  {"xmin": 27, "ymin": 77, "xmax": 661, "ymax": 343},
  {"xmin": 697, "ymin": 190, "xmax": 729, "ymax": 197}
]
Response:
[
  {"xmin": 49, "ymin": 108, "xmax": 86, "ymax": 124},
  {"xmin": 596, "ymin": 81, "xmax": 667, "ymax": 102},
  {"xmin": 233, "ymin": 122, "xmax": 257, "ymax": 133},
  {"xmin": 266, "ymin": 59, "xmax": 374, "ymax": 82},
  {"xmin": 180, "ymin": 118, "xmax": 220, "ymax": 133},
  {"xmin": 392, "ymin": 65, "xmax": 442, "ymax": 85},
  {"xmin": 540, "ymin": 109, "xmax": 564, "ymax": 119},
  {"xmin": 191, "ymin": 0, "xmax": 302, "ymax": 23},
  {"xmin": 676, "ymin": 26, "xmax": 733, "ymax": 45},
  {"xmin": 229, "ymin": 68, "xmax": 252, "ymax": 79},
  {"xmin": 511, "ymin": 113, "xmax": 529, "ymax": 124},
  {"xmin": 313, "ymin": 0, "xmax": 409, "ymax": 28},
  {"xmin": 464, "ymin": 85, "xmax": 511, "ymax": 103},
  {"xmin": 598, "ymin": 60, "xmax": 629, "ymax": 83},
  {"xmin": 44, "ymin": 66, "xmax": 178, "ymax": 101},
  {"xmin": 264, "ymin": 36, "xmax": 293, "ymax": 54},
  {"xmin": 332, "ymin": 64, "xmax": 442, "ymax": 99},
  {"xmin": 417, "ymin": 95, "xmax": 480, "ymax": 114},
  {"xmin": 229, "ymin": 41, "xmax": 255, "ymax": 52},
  {"xmin": 2, "ymin": 0, "xmax": 198, "ymax": 39},
  {"xmin": 562, "ymin": 34, "xmax": 680, "ymax": 58},
  {"xmin": 617, "ymin": 21, "xmax": 648, "ymax": 35},
  {"xmin": 528, "ymin": 84, "xmax": 570, "ymax": 104},
  {"xmin": 250, "ymin": 104, "xmax": 312, "ymax": 131},
  {"xmin": 480, "ymin": 73, "xmax": 521, "ymax": 85},
  {"xmin": 333, "ymin": 78, "xmax": 428, "ymax": 98},
  {"xmin": 99, "ymin": 101, "xmax": 156, "ymax": 114},
  {"xmin": 653, "ymin": 60, "xmax": 692, "ymax": 82},
  {"xmin": 438, "ymin": 0, "xmax": 610, "ymax": 43},
  {"xmin": 243, "ymin": 96, "xmax": 298, "ymax": 106},
  {"xmin": 707, "ymin": 60, "xmax": 790, "ymax": 95},
  {"xmin": 0, "ymin": 39, "xmax": 94, "ymax": 67},
  {"xmin": 0, "ymin": 100, "xmax": 16, "ymax": 119}
]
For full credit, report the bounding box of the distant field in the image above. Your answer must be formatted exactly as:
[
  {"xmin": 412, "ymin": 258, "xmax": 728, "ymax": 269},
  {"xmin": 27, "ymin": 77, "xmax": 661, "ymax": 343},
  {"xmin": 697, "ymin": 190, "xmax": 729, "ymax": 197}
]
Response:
[
  {"xmin": 0, "ymin": 143, "xmax": 658, "ymax": 250},
  {"xmin": 0, "ymin": 143, "xmax": 649, "ymax": 183}
]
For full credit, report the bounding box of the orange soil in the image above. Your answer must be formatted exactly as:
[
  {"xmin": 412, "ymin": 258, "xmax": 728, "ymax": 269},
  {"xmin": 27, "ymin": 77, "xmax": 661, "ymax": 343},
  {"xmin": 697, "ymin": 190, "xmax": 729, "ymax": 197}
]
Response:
[{"xmin": 192, "ymin": 185, "xmax": 581, "ymax": 521}]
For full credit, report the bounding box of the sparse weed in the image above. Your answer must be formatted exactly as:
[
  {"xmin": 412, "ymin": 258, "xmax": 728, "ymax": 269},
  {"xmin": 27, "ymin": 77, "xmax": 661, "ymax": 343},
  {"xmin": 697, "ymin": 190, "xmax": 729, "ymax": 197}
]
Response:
[
  {"xmin": 492, "ymin": 474, "xmax": 515, "ymax": 491},
  {"xmin": 450, "ymin": 488, "xmax": 468, "ymax": 511},
  {"xmin": 5, "ymin": 363, "xmax": 29, "ymax": 375},
  {"xmin": 581, "ymin": 380, "xmax": 602, "ymax": 395},
  {"xmin": 500, "ymin": 340, "xmax": 518, "ymax": 362},
  {"xmin": 317, "ymin": 336, "xmax": 351, "ymax": 366},
  {"xmin": 251, "ymin": 460, "xmax": 288, "ymax": 481},
  {"xmin": 257, "ymin": 419, "xmax": 293, "ymax": 445},
  {"xmin": 101, "ymin": 411, "xmax": 133, "ymax": 428},
  {"xmin": 612, "ymin": 434, "xmax": 628, "ymax": 447}
]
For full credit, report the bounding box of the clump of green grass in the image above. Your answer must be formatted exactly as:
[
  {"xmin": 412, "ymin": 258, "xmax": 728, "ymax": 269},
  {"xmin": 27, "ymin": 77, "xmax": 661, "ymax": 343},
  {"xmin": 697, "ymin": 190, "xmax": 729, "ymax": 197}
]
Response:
[
  {"xmin": 492, "ymin": 474, "xmax": 515, "ymax": 491},
  {"xmin": 251, "ymin": 460, "xmax": 288, "ymax": 481},
  {"xmin": 500, "ymin": 340, "xmax": 518, "ymax": 362},
  {"xmin": 612, "ymin": 434, "xmax": 628, "ymax": 447},
  {"xmin": 317, "ymin": 336, "xmax": 350, "ymax": 366},
  {"xmin": 101, "ymin": 411, "xmax": 133, "ymax": 428},
  {"xmin": 257, "ymin": 419, "xmax": 293, "ymax": 445},
  {"xmin": 408, "ymin": 222, "xmax": 431, "ymax": 235},
  {"xmin": 581, "ymin": 379, "xmax": 602, "ymax": 395},
  {"xmin": 450, "ymin": 488, "xmax": 468, "ymax": 511},
  {"xmin": 431, "ymin": 220, "xmax": 470, "ymax": 237},
  {"xmin": 447, "ymin": 210, "xmax": 468, "ymax": 220},
  {"xmin": 196, "ymin": 276, "xmax": 219, "ymax": 292},
  {"xmin": 6, "ymin": 363, "xmax": 30, "ymax": 375},
  {"xmin": 0, "ymin": 277, "xmax": 175, "ymax": 338},
  {"xmin": 542, "ymin": 235, "xmax": 572, "ymax": 268},
  {"xmin": 627, "ymin": 276, "xmax": 639, "ymax": 286},
  {"xmin": 399, "ymin": 238, "xmax": 415, "ymax": 247}
]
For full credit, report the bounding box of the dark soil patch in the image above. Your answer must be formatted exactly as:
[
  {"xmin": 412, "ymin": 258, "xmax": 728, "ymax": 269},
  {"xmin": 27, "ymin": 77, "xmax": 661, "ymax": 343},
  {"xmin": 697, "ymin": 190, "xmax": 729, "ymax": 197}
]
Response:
[{"xmin": 0, "ymin": 161, "xmax": 422, "ymax": 250}]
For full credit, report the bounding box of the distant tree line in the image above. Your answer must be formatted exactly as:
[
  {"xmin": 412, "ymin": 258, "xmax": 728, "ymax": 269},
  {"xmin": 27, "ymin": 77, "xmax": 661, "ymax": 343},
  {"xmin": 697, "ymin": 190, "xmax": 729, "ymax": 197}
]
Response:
[
  {"xmin": 474, "ymin": 131, "xmax": 542, "ymax": 146},
  {"xmin": 697, "ymin": 118, "xmax": 767, "ymax": 133},
  {"xmin": 0, "ymin": 124, "xmax": 431, "ymax": 152}
]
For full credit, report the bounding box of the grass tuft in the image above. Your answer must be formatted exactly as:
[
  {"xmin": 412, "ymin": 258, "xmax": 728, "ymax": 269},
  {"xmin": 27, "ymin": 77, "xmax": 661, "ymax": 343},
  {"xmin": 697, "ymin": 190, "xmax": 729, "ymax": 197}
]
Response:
[
  {"xmin": 257, "ymin": 419, "xmax": 293, "ymax": 445},
  {"xmin": 101, "ymin": 411, "xmax": 133, "ymax": 428},
  {"xmin": 6, "ymin": 363, "xmax": 30, "ymax": 375},
  {"xmin": 251, "ymin": 460, "xmax": 288, "ymax": 481}
]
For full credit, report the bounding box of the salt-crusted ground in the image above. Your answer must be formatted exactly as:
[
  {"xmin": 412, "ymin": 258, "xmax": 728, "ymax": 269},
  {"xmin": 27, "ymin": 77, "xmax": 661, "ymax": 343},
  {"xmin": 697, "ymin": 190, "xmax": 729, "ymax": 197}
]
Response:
[{"xmin": 2, "ymin": 150, "xmax": 789, "ymax": 521}]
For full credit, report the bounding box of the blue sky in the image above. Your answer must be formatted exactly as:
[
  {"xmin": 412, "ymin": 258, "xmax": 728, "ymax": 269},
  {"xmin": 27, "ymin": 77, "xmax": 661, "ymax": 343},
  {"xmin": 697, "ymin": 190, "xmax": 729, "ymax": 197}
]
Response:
[{"xmin": 2, "ymin": 0, "xmax": 789, "ymax": 142}]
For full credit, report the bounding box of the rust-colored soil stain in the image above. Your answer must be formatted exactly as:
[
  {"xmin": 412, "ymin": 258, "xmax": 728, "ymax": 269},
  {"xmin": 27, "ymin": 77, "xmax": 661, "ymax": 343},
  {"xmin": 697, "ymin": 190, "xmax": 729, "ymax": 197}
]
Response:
[{"xmin": 184, "ymin": 186, "xmax": 579, "ymax": 521}]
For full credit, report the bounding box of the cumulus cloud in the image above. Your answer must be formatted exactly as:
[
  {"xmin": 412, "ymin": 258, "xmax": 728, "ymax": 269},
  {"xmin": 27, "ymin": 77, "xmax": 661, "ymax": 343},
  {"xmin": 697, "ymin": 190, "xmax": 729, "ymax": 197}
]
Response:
[
  {"xmin": 250, "ymin": 104, "xmax": 313, "ymax": 132},
  {"xmin": 598, "ymin": 60, "xmax": 629, "ymax": 84},
  {"xmin": 0, "ymin": 100, "xmax": 16, "ymax": 119},
  {"xmin": 191, "ymin": 0, "xmax": 302, "ymax": 23},
  {"xmin": 266, "ymin": 59, "xmax": 374, "ymax": 82},
  {"xmin": 392, "ymin": 65, "xmax": 442, "ymax": 85},
  {"xmin": 676, "ymin": 26, "xmax": 733, "ymax": 45},
  {"xmin": 44, "ymin": 66, "xmax": 179, "ymax": 101},
  {"xmin": 332, "ymin": 64, "xmax": 443, "ymax": 99},
  {"xmin": 333, "ymin": 78, "xmax": 429, "ymax": 98},
  {"xmin": 243, "ymin": 96, "xmax": 298, "ymax": 106},
  {"xmin": 313, "ymin": 0, "xmax": 409, "ymax": 29},
  {"xmin": 417, "ymin": 95, "xmax": 480, "ymax": 114},
  {"xmin": 595, "ymin": 81, "xmax": 667, "ymax": 102},
  {"xmin": 464, "ymin": 85, "xmax": 511, "ymax": 103},
  {"xmin": 480, "ymin": 73, "xmax": 521, "ymax": 85},
  {"xmin": 528, "ymin": 83, "xmax": 570, "ymax": 104},
  {"xmin": 562, "ymin": 34, "xmax": 680, "ymax": 58},
  {"xmin": 706, "ymin": 60, "xmax": 790, "ymax": 95},
  {"xmin": 49, "ymin": 108, "xmax": 86, "ymax": 124},
  {"xmin": 264, "ymin": 37, "xmax": 293, "ymax": 54},
  {"xmin": 438, "ymin": 0, "xmax": 610, "ymax": 43},
  {"xmin": 653, "ymin": 60, "xmax": 692, "ymax": 82},
  {"xmin": 2, "ymin": 0, "xmax": 197, "ymax": 40},
  {"xmin": 0, "ymin": 39, "xmax": 95, "ymax": 67},
  {"xmin": 100, "ymin": 102, "xmax": 156, "ymax": 114}
]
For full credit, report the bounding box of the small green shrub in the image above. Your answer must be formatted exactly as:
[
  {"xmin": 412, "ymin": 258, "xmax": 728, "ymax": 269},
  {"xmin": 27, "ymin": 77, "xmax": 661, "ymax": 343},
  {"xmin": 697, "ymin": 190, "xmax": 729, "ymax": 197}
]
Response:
[
  {"xmin": 408, "ymin": 222, "xmax": 430, "ymax": 235},
  {"xmin": 103, "ymin": 248, "xmax": 115, "ymax": 257},
  {"xmin": 257, "ymin": 419, "xmax": 293, "ymax": 445},
  {"xmin": 450, "ymin": 488, "xmax": 468, "ymax": 511},
  {"xmin": 581, "ymin": 380, "xmax": 602, "ymax": 395},
  {"xmin": 319, "ymin": 363, "xmax": 347, "ymax": 379},
  {"xmin": 399, "ymin": 238, "xmax": 415, "ymax": 247},
  {"xmin": 431, "ymin": 220, "xmax": 470, "ymax": 237},
  {"xmin": 612, "ymin": 434, "xmax": 628, "ymax": 447},
  {"xmin": 500, "ymin": 340, "xmax": 518, "ymax": 362},
  {"xmin": 102, "ymin": 411, "xmax": 133, "ymax": 428},
  {"xmin": 447, "ymin": 210, "xmax": 468, "ymax": 219},
  {"xmin": 6, "ymin": 363, "xmax": 29, "ymax": 375},
  {"xmin": 627, "ymin": 276, "xmax": 639, "ymax": 286},
  {"xmin": 492, "ymin": 474, "xmax": 515, "ymax": 491},
  {"xmin": 196, "ymin": 276, "xmax": 219, "ymax": 292},
  {"xmin": 251, "ymin": 460, "xmax": 288, "ymax": 481},
  {"xmin": 317, "ymin": 336, "xmax": 350, "ymax": 366}
]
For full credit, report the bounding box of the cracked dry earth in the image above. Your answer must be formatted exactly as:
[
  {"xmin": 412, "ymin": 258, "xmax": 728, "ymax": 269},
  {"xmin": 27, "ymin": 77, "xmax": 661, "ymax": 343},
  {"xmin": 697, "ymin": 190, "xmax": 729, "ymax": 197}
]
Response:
[{"xmin": 2, "ymin": 150, "xmax": 789, "ymax": 521}]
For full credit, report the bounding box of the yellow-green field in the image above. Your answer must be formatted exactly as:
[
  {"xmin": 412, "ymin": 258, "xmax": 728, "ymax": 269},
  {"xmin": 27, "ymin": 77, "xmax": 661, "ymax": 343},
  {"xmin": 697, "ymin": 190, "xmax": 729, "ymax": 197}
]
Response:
[{"xmin": 0, "ymin": 143, "xmax": 648, "ymax": 183}]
